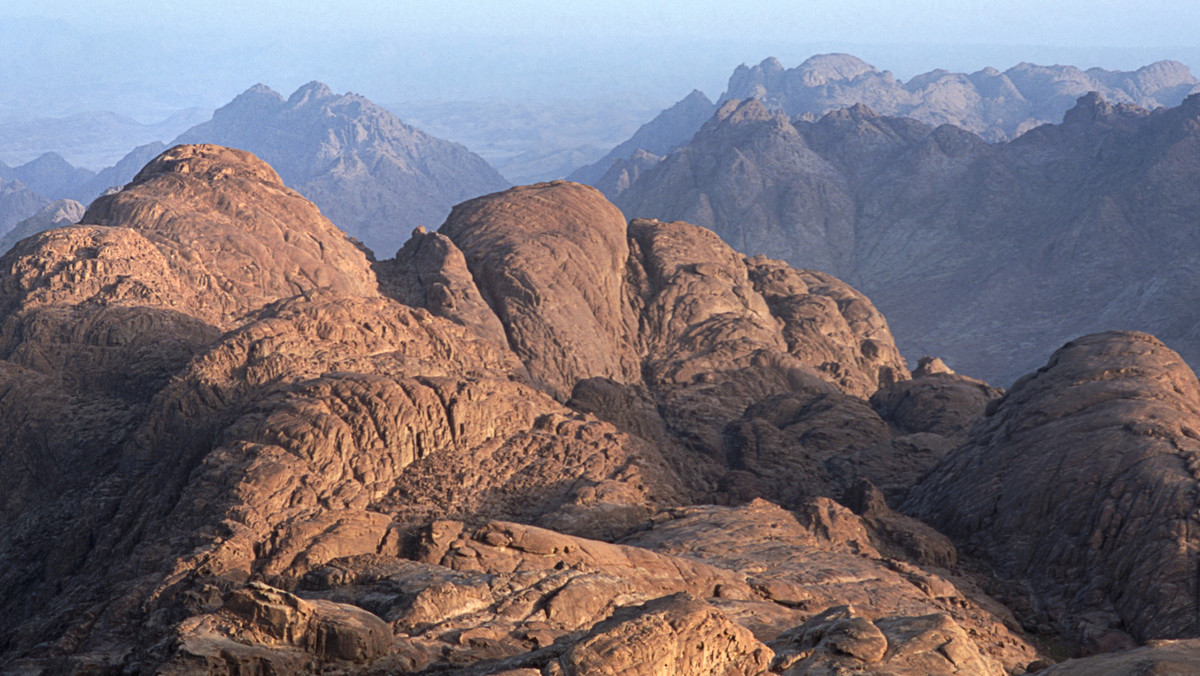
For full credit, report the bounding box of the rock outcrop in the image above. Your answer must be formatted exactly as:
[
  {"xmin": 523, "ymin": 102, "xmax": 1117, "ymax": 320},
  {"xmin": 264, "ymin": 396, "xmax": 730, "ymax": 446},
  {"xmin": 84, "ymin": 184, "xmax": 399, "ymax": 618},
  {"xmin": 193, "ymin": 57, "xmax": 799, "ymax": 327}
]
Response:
[
  {"xmin": 613, "ymin": 92, "xmax": 1200, "ymax": 386},
  {"xmin": 907, "ymin": 332, "xmax": 1200, "ymax": 649},
  {"xmin": 12, "ymin": 142, "xmax": 1192, "ymax": 675}
]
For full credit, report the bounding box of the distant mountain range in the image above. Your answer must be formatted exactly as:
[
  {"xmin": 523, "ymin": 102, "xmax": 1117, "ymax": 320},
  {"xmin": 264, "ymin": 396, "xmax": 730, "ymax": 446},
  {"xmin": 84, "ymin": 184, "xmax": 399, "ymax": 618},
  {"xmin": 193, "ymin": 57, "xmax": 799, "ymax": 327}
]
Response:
[
  {"xmin": 575, "ymin": 53, "xmax": 1200, "ymax": 184},
  {"xmin": 608, "ymin": 91, "xmax": 1200, "ymax": 386},
  {"xmin": 390, "ymin": 97, "xmax": 669, "ymax": 185},
  {"xmin": 169, "ymin": 82, "xmax": 509, "ymax": 257},
  {"xmin": 0, "ymin": 108, "xmax": 209, "ymax": 169},
  {"xmin": 0, "ymin": 83, "xmax": 510, "ymax": 258}
]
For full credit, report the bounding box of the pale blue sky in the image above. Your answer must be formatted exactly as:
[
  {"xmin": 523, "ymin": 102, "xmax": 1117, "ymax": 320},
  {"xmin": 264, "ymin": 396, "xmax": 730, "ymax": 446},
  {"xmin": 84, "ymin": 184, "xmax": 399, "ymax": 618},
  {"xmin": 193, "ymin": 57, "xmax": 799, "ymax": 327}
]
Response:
[{"xmin": 2, "ymin": 1, "xmax": 1197, "ymax": 119}]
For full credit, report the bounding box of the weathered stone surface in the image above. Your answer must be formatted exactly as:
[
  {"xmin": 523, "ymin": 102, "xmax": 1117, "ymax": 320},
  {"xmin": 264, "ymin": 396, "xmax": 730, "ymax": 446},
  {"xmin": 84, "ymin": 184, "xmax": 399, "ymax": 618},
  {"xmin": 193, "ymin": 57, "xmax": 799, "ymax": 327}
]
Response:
[
  {"xmin": 907, "ymin": 331, "xmax": 1200, "ymax": 646},
  {"xmin": 558, "ymin": 593, "xmax": 773, "ymax": 676},
  {"xmin": 440, "ymin": 181, "xmax": 642, "ymax": 400},
  {"xmin": 0, "ymin": 146, "xmax": 1064, "ymax": 675},
  {"xmin": 620, "ymin": 499, "xmax": 1038, "ymax": 672},
  {"xmin": 1031, "ymin": 638, "xmax": 1200, "ymax": 675},
  {"xmin": 771, "ymin": 605, "xmax": 1008, "ymax": 675},
  {"xmin": 614, "ymin": 91, "xmax": 1200, "ymax": 387},
  {"xmin": 79, "ymin": 143, "xmax": 378, "ymax": 327}
]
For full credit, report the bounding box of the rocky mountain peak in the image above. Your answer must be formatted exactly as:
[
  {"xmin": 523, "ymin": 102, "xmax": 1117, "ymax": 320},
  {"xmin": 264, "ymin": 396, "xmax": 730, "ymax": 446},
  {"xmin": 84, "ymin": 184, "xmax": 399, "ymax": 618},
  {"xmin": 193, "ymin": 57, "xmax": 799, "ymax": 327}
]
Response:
[
  {"xmin": 222, "ymin": 83, "xmax": 285, "ymax": 115},
  {"xmin": 713, "ymin": 98, "xmax": 777, "ymax": 127},
  {"xmin": 170, "ymin": 83, "xmax": 508, "ymax": 257},
  {"xmin": 1061, "ymin": 91, "xmax": 1149, "ymax": 128},
  {"xmin": 796, "ymin": 52, "xmax": 877, "ymax": 85},
  {"xmin": 287, "ymin": 80, "xmax": 336, "ymax": 106}
]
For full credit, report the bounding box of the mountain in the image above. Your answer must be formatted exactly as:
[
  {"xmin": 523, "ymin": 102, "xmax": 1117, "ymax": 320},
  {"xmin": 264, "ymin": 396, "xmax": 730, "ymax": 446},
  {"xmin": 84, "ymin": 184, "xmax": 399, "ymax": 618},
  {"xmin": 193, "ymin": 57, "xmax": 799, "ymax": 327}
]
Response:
[
  {"xmin": 0, "ymin": 177, "xmax": 48, "ymax": 233},
  {"xmin": 578, "ymin": 54, "xmax": 1200, "ymax": 192},
  {"xmin": 171, "ymin": 82, "xmax": 510, "ymax": 257},
  {"xmin": 0, "ymin": 107, "xmax": 210, "ymax": 169},
  {"xmin": 5, "ymin": 144, "xmax": 1200, "ymax": 672},
  {"xmin": 611, "ymin": 93, "xmax": 1200, "ymax": 387},
  {"xmin": 0, "ymin": 151, "xmax": 95, "ymax": 199},
  {"xmin": 568, "ymin": 89, "xmax": 717, "ymax": 185},
  {"xmin": 721, "ymin": 54, "xmax": 1200, "ymax": 141},
  {"xmin": 389, "ymin": 96, "xmax": 669, "ymax": 185},
  {"xmin": 0, "ymin": 198, "xmax": 83, "ymax": 253}
]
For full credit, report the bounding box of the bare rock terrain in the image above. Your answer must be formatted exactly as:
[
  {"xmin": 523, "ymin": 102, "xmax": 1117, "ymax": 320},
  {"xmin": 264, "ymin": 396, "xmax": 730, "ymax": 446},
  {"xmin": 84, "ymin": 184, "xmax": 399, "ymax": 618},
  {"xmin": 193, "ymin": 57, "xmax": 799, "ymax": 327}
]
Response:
[
  {"xmin": 1, "ymin": 142, "xmax": 1197, "ymax": 674},
  {"xmin": 612, "ymin": 91, "xmax": 1200, "ymax": 387},
  {"xmin": 577, "ymin": 53, "xmax": 1200, "ymax": 186}
]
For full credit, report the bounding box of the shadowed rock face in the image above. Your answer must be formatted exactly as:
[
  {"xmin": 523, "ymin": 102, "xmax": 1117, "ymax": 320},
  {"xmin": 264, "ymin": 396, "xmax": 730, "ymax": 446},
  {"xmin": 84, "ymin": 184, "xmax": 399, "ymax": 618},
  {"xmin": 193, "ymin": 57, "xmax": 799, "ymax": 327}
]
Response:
[
  {"xmin": 906, "ymin": 331, "xmax": 1200, "ymax": 648},
  {"xmin": 612, "ymin": 92, "xmax": 1200, "ymax": 387},
  {"xmin": 5, "ymin": 143, "xmax": 1191, "ymax": 674}
]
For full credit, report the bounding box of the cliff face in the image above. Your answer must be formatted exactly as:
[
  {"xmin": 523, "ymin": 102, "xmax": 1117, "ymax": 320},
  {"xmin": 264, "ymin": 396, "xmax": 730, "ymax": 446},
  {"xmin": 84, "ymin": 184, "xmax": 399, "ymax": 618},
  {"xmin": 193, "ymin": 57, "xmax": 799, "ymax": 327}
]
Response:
[
  {"xmin": 172, "ymin": 82, "xmax": 510, "ymax": 258},
  {"xmin": 3, "ymin": 143, "xmax": 1200, "ymax": 674},
  {"xmin": 613, "ymin": 93, "xmax": 1200, "ymax": 387}
]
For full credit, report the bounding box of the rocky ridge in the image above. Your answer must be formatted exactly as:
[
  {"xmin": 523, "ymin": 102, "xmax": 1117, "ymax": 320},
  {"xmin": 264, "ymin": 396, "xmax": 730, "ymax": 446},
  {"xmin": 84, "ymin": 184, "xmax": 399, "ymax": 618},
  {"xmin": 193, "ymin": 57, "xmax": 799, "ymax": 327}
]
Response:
[
  {"xmin": 576, "ymin": 54, "xmax": 1200, "ymax": 186},
  {"xmin": 611, "ymin": 91, "xmax": 1200, "ymax": 386},
  {"xmin": 0, "ymin": 197, "xmax": 84, "ymax": 254},
  {"xmin": 172, "ymin": 82, "xmax": 510, "ymax": 257},
  {"xmin": 1, "ymin": 143, "xmax": 1199, "ymax": 673}
]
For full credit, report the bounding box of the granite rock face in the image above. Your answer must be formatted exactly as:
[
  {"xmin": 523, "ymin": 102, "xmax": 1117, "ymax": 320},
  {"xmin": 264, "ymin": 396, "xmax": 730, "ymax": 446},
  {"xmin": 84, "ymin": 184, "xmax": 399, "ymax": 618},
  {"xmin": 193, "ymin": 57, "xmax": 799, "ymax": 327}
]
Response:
[
  {"xmin": 907, "ymin": 331, "xmax": 1200, "ymax": 649},
  {"xmin": 613, "ymin": 92, "xmax": 1200, "ymax": 386},
  {"xmin": 2, "ymin": 143, "xmax": 1192, "ymax": 675}
]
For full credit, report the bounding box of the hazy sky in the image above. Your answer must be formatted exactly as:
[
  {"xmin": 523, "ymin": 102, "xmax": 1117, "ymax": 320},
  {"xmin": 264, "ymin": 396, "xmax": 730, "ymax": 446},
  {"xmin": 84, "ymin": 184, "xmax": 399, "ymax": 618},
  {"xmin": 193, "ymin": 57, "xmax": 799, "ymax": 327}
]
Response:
[{"xmin": 2, "ymin": 0, "xmax": 1198, "ymax": 119}]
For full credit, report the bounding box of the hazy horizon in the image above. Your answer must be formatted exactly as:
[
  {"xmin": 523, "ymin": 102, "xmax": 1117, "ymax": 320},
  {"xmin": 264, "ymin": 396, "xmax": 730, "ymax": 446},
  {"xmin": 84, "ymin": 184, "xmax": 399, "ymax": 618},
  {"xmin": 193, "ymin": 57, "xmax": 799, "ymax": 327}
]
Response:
[{"xmin": 2, "ymin": 1, "xmax": 1197, "ymax": 122}]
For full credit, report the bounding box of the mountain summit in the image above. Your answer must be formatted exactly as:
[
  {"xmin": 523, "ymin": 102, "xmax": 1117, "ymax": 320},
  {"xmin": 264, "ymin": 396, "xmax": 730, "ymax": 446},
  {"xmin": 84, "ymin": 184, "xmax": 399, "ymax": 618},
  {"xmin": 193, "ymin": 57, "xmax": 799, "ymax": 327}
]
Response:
[{"xmin": 172, "ymin": 82, "xmax": 510, "ymax": 257}]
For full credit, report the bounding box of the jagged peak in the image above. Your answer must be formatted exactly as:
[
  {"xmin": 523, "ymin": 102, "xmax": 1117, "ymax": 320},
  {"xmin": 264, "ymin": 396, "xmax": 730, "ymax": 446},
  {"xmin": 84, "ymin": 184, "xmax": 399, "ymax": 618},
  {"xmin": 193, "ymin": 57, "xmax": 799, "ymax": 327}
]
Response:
[
  {"xmin": 713, "ymin": 98, "xmax": 775, "ymax": 126},
  {"xmin": 220, "ymin": 84, "xmax": 285, "ymax": 116},
  {"xmin": 757, "ymin": 56, "xmax": 785, "ymax": 72},
  {"xmin": 287, "ymin": 81, "xmax": 336, "ymax": 106}
]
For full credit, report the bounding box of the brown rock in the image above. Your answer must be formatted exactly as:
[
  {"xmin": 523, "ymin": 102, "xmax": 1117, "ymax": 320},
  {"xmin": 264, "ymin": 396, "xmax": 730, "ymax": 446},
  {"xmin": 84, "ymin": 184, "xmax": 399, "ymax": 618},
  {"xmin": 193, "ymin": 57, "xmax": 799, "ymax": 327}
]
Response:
[
  {"xmin": 907, "ymin": 331, "xmax": 1200, "ymax": 644},
  {"xmin": 440, "ymin": 181, "xmax": 642, "ymax": 400},
  {"xmin": 1030, "ymin": 638, "xmax": 1200, "ymax": 675},
  {"xmin": 557, "ymin": 593, "xmax": 773, "ymax": 676},
  {"xmin": 79, "ymin": 143, "xmax": 378, "ymax": 327}
]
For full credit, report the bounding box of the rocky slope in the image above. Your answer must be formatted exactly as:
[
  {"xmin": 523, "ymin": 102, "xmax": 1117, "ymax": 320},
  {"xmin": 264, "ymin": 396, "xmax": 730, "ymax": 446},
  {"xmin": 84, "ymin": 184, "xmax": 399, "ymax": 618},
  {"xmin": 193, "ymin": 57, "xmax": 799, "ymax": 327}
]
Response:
[
  {"xmin": 612, "ymin": 92, "xmax": 1200, "ymax": 386},
  {"xmin": 171, "ymin": 82, "xmax": 510, "ymax": 257},
  {"xmin": 0, "ymin": 176, "xmax": 47, "ymax": 234},
  {"xmin": 723, "ymin": 54, "xmax": 1200, "ymax": 141},
  {"xmin": 3, "ymin": 143, "xmax": 1200, "ymax": 674},
  {"xmin": 568, "ymin": 90, "xmax": 717, "ymax": 186},
  {"xmin": 576, "ymin": 54, "xmax": 1200, "ymax": 185},
  {"xmin": 0, "ymin": 197, "xmax": 83, "ymax": 253},
  {"xmin": 907, "ymin": 331, "xmax": 1200, "ymax": 650}
]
